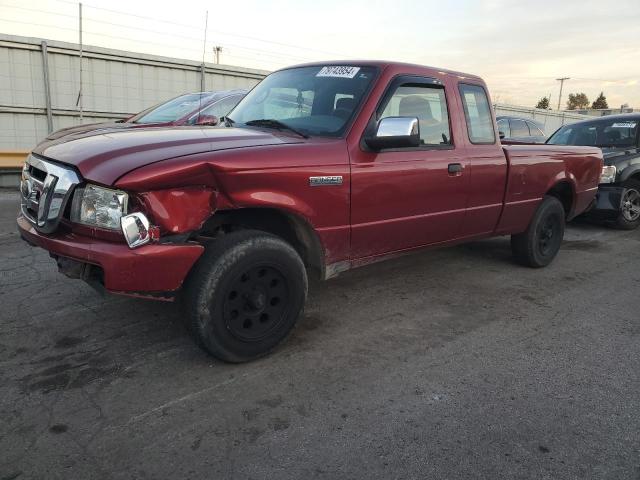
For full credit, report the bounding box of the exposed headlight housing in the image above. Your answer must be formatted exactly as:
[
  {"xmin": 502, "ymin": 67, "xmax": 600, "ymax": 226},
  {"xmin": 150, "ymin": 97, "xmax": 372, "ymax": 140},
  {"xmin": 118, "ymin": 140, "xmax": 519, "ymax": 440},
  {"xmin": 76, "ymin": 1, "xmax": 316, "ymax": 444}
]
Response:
[
  {"xmin": 600, "ymin": 165, "xmax": 617, "ymax": 184},
  {"xmin": 71, "ymin": 184, "xmax": 128, "ymax": 230}
]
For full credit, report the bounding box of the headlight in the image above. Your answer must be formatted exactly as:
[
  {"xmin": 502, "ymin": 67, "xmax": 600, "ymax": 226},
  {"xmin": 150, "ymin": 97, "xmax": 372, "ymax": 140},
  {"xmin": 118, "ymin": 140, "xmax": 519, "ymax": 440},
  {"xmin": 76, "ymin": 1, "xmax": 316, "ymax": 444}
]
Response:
[
  {"xmin": 600, "ymin": 165, "xmax": 617, "ymax": 184},
  {"xmin": 71, "ymin": 183, "xmax": 128, "ymax": 230}
]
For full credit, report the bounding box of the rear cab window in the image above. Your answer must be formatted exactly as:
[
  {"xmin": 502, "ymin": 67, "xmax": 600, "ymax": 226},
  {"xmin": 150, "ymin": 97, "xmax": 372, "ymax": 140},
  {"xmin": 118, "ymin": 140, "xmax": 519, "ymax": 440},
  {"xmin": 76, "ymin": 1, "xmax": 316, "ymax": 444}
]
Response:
[{"xmin": 459, "ymin": 84, "xmax": 495, "ymax": 144}]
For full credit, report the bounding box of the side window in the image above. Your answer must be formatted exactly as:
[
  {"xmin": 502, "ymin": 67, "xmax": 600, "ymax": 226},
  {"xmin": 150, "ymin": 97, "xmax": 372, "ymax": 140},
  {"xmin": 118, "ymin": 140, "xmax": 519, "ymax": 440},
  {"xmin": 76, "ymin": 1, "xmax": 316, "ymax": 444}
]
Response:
[
  {"xmin": 527, "ymin": 122, "xmax": 545, "ymax": 136},
  {"xmin": 497, "ymin": 118, "xmax": 510, "ymax": 137},
  {"xmin": 379, "ymin": 84, "xmax": 451, "ymax": 146},
  {"xmin": 200, "ymin": 95, "xmax": 243, "ymax": 119},
  {"xmin": 459, "ymin": 84, "xmax": 495, "ymax": 144},
  {"xmin": 510, "ymin": 119, "xmax": 530, "ymax": 137}
]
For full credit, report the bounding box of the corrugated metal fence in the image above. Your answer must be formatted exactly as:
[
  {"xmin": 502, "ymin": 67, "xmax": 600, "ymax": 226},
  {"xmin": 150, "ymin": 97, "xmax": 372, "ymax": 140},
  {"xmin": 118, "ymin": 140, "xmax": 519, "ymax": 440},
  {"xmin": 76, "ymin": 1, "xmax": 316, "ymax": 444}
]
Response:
[
  {"xmin": 1, "ymin": 32, "xmax": 590, "ymax": 152},
  {"xmin": 0, "ymin": 33, "xmax": 268, "ymax": 150}
]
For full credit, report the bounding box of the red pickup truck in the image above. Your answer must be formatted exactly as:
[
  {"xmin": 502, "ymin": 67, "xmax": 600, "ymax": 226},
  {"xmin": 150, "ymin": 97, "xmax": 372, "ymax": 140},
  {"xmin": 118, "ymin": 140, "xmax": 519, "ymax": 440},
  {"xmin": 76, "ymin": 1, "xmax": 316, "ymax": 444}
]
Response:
[{"xmin": 18, "ymin": 61, "xmax": 603, "ymax": 362}]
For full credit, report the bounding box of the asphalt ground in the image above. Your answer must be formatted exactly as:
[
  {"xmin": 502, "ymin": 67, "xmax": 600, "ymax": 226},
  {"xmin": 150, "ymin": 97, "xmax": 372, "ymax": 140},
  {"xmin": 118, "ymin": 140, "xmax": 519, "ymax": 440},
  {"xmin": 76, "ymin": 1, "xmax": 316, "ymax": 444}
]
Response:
[{"xmin": 1, "ymin": 188, "xmax": 639, "ymax": 480}]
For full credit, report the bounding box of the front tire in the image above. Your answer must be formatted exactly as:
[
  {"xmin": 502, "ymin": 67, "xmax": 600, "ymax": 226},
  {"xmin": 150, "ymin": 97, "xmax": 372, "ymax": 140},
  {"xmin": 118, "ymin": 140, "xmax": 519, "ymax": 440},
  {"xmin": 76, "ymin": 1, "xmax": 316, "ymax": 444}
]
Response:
[
  {"xmin": 614, "ymin": 179, "xmax": 640, "ymax": 230},
  {"xmin": 183, "ymin": 230, "xmax": 307, "ymax": 363},
  {"xmin": 511, "ymin": 195, "xmax": 565, "ymax": 268}
]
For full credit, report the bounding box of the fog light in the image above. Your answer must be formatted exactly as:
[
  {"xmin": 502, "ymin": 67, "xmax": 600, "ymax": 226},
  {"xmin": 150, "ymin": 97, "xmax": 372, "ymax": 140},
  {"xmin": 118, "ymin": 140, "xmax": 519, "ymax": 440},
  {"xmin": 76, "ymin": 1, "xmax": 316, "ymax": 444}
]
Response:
[{"xmin": 121, "ymin": 212, "xmax": 151, "ymax": 249}]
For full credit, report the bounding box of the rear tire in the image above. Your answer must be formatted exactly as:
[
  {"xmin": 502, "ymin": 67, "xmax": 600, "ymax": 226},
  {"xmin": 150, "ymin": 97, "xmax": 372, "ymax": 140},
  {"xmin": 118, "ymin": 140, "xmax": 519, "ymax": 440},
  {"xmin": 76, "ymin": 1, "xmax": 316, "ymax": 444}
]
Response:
[
  {"xmin": 614, "ymin": 179, "xmax": 640, "ymax": 230},
  {"xmin": 183, "ymin": 230, "xmax": 307, "ymax": 363},
  {"xmin": 511, "ymin": 195, "xmax": 565, "ymax": 268}
]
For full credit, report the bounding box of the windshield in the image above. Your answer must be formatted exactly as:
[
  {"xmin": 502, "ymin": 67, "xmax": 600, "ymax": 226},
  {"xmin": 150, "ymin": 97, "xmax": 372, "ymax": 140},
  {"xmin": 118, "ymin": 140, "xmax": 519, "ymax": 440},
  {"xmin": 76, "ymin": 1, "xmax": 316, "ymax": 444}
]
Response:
[
  {"xmin": 130, "ymin": 93, "xmax": 216, "ymax": 124},
  {"xmin": 547, "ymin": 118, "xmax": 639, "ymax": 148},
  {"xmin": 228, "ymin": 65, "xmax": 378, "ymax": 137}
]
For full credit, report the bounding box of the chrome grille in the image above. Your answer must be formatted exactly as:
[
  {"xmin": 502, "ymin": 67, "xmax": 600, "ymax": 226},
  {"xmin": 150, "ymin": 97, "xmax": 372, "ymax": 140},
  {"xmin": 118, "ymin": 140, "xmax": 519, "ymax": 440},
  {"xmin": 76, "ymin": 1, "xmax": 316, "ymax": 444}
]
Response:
[{"xmin": 20, "ymin": 154, "xmax": 81, "ymax": 234}]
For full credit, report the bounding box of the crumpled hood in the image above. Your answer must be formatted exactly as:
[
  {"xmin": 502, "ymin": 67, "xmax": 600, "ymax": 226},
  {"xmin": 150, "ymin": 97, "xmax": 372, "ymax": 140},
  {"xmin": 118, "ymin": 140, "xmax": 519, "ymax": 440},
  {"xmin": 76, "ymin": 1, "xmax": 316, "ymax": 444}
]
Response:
[{"xmin": 33, "ymin": 126, "xmax": 303, "ymax": 185}]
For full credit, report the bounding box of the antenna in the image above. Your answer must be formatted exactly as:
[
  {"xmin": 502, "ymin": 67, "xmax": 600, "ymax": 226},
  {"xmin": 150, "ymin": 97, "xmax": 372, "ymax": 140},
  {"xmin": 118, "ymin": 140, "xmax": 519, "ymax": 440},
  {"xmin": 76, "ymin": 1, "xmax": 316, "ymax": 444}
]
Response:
[
  {"xmin": 77, "ymin": 2, "xmax": 83, "ymax": 122},
  {"xmin": 197, "ymin": 10, "xmax": 209, "ymax": 125}
]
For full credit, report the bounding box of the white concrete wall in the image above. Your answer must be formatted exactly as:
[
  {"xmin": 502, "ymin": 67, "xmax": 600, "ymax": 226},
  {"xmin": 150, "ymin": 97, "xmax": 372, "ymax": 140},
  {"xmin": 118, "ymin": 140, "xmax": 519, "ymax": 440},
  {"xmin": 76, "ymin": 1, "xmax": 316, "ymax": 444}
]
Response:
[{"xmin": 0, "ymin": 34, "xmax": 268, "ymax": 149}]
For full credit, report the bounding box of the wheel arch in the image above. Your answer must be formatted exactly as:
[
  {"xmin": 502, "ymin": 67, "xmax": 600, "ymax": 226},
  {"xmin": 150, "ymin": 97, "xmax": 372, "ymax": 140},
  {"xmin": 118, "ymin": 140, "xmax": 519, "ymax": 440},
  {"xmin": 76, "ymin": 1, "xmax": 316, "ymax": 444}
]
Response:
[
  {"xmin": 545, "ymin": 179, "xmax": 576, "ymax": 220},
  {"xmin": 199, "ymin": 207, "xmax": 326, "ymax": 280},
  {"xmin": 620, "ymin": 164, "xmax": 640, "ymax": 183}
]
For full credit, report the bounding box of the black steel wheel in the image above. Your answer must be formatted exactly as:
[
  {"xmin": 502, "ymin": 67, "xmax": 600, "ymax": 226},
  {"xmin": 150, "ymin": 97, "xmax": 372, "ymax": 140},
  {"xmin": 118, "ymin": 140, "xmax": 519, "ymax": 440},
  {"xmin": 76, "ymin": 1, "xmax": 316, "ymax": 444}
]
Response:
[
  {"xmin": 223, "ymin": 265, "xmax": 290, "ymax": 342},
  {"xmin": 183, "ymin": 230, "xmax": 307, "ymax": 362},
  {"xmin": 537, "ymin": 214, "xmax": 562, "ymax": 257},
  {"xmin": 511, "ymin": 195, "xmax": 565, "ymax": 268}
]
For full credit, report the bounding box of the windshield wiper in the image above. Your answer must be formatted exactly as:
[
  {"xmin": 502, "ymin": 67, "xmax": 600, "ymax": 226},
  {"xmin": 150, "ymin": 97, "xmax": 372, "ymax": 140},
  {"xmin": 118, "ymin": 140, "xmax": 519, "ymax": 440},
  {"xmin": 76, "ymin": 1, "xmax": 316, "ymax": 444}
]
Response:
[
  {"xmin": 244, "ymin": 119, "xmax": 309, "ymax": 138},
  {"xmin": 222, "ymin": 116, "xmax": 235, "ymax": 127}
]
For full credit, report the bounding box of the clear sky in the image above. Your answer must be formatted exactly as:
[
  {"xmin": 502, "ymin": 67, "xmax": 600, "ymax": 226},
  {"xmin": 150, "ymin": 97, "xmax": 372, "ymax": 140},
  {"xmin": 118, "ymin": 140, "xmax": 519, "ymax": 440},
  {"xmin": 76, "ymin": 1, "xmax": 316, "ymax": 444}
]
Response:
[{"xmin": 1, "ymin": 0, "xmax": 638, "ymax": 109}]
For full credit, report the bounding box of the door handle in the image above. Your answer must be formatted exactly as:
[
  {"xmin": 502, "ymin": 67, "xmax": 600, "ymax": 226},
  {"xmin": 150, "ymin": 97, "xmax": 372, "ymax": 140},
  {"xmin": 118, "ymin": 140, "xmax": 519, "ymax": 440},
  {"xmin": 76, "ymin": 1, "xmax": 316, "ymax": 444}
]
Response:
[{"xmin": 448, "ymin": 163, "xmax": 463, "ymax": 175}]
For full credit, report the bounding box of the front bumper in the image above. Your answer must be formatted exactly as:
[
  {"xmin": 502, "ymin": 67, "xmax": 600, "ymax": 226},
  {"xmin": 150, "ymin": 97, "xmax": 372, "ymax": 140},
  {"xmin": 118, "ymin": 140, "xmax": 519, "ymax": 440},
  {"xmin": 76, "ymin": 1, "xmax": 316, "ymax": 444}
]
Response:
[
  {"xmin": 17, "ymin": 214, "xmax": 204, "ymax": 296},
  {"xmin": 589, "ymin": 184, "xmax": 624, "ymax": 218}
]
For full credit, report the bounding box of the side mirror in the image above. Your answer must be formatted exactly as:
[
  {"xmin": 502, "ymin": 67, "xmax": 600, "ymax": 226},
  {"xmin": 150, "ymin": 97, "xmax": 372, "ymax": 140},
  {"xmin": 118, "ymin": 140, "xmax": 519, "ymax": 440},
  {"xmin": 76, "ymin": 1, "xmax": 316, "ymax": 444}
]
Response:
[
  {"xmin": 365, "ymin": 117, "xmax": 420, "ymax": 151},
  {"xmin": 498, "ymin": 130, "xmax": 506, "ymax": 140},
  {"xmin": 195, "ymin": 114, "xmax": 219, "ymax": 126}
]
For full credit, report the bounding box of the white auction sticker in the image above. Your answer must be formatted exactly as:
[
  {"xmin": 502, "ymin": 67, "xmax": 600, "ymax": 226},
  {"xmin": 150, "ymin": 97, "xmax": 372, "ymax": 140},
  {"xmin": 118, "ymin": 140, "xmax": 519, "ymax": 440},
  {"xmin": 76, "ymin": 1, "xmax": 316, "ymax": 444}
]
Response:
[
  {"xmin": 611, "ymin": 122, "xmax": 637, "ymax": 128},
  {"xmin": 316, "ymin": 66, "xmax": 361, "ymax": 78}
]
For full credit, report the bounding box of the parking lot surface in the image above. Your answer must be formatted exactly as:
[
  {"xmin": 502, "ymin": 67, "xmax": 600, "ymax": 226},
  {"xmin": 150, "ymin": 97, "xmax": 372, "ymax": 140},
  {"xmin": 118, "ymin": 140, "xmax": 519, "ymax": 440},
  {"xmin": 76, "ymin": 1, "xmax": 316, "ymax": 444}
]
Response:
[{"xmin": 1, "ymin": 188, "xmax": 639, "ymax": 479}]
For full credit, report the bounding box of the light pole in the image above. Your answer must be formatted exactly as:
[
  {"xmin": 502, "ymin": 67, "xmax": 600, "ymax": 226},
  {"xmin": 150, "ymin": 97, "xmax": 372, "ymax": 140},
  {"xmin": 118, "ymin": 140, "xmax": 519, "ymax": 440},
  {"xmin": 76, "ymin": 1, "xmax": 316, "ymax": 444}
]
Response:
[
  {"xmin": 556, "ymin": 77, "xmax": 570, "ymax": 110},
  {"xmin": 214, "ymin": 46, "xmax": 222, "ymax": 64}
]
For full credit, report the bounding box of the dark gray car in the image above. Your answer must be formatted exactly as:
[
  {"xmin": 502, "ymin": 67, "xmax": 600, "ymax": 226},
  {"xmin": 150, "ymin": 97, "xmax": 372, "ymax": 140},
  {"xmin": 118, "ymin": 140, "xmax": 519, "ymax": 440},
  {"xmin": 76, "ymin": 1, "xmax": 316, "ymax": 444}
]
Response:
[{"xmin": 497, "ymin": 116, "xmax": 547, "ymax": 143}]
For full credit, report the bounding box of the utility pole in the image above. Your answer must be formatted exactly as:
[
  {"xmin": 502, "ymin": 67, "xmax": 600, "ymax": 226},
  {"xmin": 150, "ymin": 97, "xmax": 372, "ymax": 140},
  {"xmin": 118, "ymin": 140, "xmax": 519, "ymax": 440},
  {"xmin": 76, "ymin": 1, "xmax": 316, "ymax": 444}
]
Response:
[
  {"xmin": 556, "ymin": 77, "xmax": 570, "ymax": 111},
  {"xmin": 214, "ymin": 46, "xmax": 222, "ymax": 64},
  {"xmin": 78, "ymin": 2, "xmax": 83, "ymax": 121}
]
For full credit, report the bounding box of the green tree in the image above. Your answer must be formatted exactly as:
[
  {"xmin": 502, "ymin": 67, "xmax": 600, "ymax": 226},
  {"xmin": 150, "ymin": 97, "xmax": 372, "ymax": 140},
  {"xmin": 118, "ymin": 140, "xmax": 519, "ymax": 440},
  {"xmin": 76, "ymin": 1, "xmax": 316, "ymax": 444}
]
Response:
[
  {"xmin": 566, "ymin": 93, "xmax": 590, "ymax": 110},
  {"xmin": 592, "ymin": 92, "xmax": 609, "ymax": 109},
  {"xmin": 535, "ymin": 97, "xmax": 550, "ymax": 109}
]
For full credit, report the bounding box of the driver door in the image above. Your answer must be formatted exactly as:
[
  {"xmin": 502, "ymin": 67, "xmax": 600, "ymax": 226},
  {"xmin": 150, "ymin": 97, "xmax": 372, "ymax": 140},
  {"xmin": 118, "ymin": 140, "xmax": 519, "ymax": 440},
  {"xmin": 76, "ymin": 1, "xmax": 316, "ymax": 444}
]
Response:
[{"xmin": 350, "ymin": 76, "xmax": 469, "ymax": 259}]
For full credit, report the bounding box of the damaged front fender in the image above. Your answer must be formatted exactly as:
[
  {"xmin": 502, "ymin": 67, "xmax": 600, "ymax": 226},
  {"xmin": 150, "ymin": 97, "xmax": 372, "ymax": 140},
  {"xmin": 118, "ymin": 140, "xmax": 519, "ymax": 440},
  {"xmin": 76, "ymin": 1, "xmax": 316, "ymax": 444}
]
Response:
[{"xmin": 137, "ymin": 187, "xmax": 217, "ymax": 234}]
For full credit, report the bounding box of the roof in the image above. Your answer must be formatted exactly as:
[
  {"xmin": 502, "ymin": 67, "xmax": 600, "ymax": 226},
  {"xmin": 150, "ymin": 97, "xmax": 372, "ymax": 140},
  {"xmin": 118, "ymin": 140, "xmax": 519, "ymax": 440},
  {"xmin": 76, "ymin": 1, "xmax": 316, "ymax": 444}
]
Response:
[
  {"xmin": 564, "ymin": 112, "xmax": 640, "ymax": 126},
  {"xmin": 496, "ymin": 115, "xmax": 545, "ymax": 127},
  {"xmin": 187, "ymin": 88, "xmax": 248, "ymax": 98},
  {"xmin": 274, "ymin": 60, "xmax": 483, "ymax": 82}
]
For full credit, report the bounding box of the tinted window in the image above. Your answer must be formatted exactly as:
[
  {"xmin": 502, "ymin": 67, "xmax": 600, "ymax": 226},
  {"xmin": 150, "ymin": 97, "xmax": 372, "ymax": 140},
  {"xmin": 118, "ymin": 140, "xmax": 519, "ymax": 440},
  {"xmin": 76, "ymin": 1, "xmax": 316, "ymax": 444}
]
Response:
[
  {"xmin": 230, "ymin": 65, "xmax": 377, "ymax": 137},
  {"xmin": 510, "ymin": 119, "xmax": 530, "ymax": 137},
  {"xmin": 527, "ymin": 121, "xmax": 545, "ymax": 136},
  {"xmin": 497, "ymin": 118, "xmax": 510, "ymax": 137},
  {"xmin": 380, "ymin": 84, "xmax": 451, "ymax": 145},
  {"xmin": 459, "ymin": 84, "xmax": 495, "ymax": 143},
  {"xmin": 547, "ymin": 118, "xmax": 639, "ymax": 148},
  {"xmin": 132, "ymin": 93, "xmax": 216, "ymax": 124}
]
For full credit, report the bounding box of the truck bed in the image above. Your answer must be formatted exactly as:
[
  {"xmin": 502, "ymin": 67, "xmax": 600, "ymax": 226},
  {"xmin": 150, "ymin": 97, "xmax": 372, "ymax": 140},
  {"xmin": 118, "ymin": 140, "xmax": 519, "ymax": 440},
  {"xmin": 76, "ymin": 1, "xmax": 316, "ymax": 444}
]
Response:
[{"xmin": 497, "ymin": 144, "xmax": 603, "ymax": 234}]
